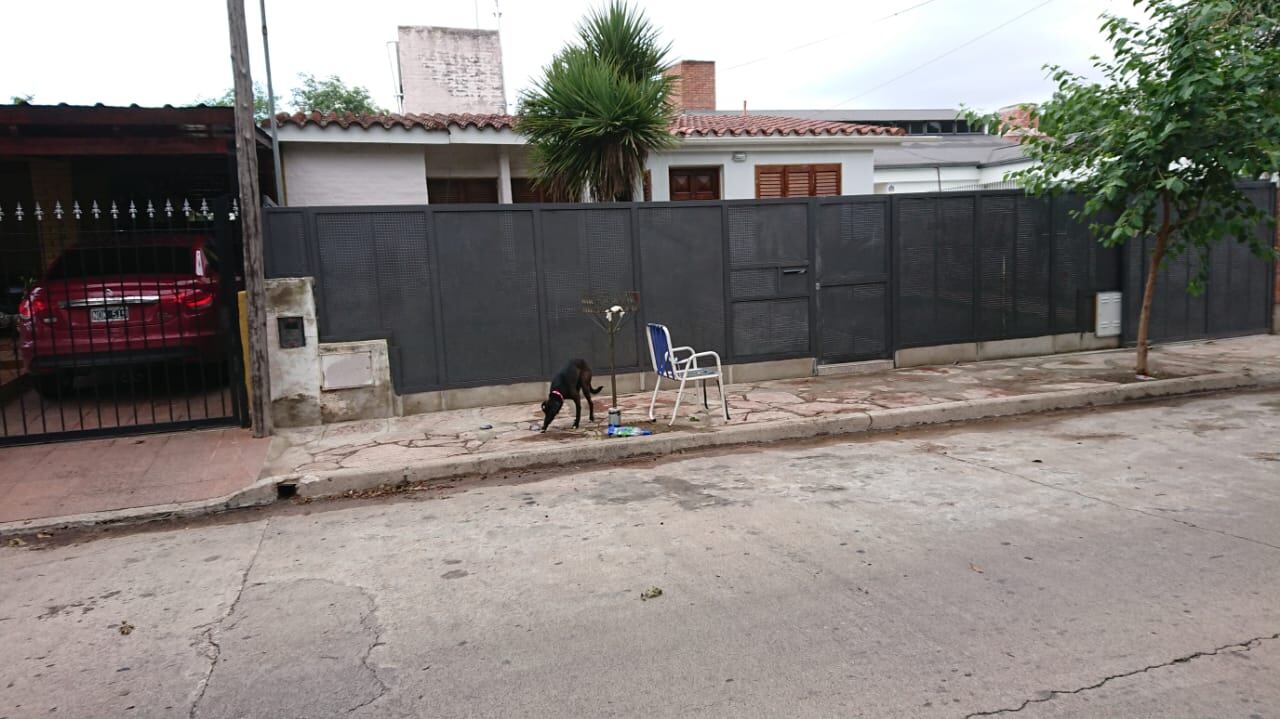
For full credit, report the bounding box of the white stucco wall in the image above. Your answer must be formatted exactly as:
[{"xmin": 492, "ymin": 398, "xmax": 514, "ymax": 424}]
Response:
[
  {"xmin": 978, "ymin": 160, "xmax": 1035, "ymax": 184},
  {"xmin": 872, "ymin": 166, "xmax": 981, "ymax": 194},
  {"xmin": 645, "ymin": 147, "xmax": 876, "ymax": 201},
  {"xmin": 283, "ymin": 144, "xmax": 427, "ymax": 206}
]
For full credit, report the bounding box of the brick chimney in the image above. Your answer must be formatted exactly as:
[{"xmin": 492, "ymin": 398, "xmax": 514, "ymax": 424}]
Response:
[{"xmin": 665, "ymin": 60, "xmax": 716, "ymax": 112}]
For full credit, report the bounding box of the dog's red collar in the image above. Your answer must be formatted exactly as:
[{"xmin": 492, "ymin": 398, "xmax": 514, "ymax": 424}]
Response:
[{"xmin": 550, "ymin": 389, "xmax": 563, "ymax": 399}]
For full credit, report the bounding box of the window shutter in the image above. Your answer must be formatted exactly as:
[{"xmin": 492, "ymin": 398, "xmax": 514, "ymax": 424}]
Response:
[
  {"xmin": 812, "ymin": 164, "xmax": 841, "ymax": 197},
  {"xmin": 754, "ymin": 163, "xmax": 841, "ymax": 198},
  {"xmin": 427, "ymin": 178, "xmax": 500, "ymax": 204},
  {"xmin": 512, "ymin": 178, "xmax": 541, "ymax": 203},
  {"xmin": 427, "ymin": 179, "xmax": 461, "ymax": 204},
  {"xmin": 784, "ymin": 165, "xmax": 812, "ymax": 197},
  {"xmin": 756, "ymin": 165, "xmax": 784, "ymax": 199},
  {"xmin": 468, "ymin": 179, "xmax": 499, "ymax": 204}
]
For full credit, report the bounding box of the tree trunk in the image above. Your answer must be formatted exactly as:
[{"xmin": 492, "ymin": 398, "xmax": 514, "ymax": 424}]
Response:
[
  {"xmin": 609, "ymin": 331, "xmax": 618, "ymax": 408},
  {"xmin": 1135, "ymin": 198, "xmax": 1173, "ymax": 377}
]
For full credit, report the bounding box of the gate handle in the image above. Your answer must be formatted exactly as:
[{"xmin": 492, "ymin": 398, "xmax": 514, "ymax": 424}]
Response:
[{"xmin": 782, "ymin": 267, "xmax": 807, "ymax": 275}]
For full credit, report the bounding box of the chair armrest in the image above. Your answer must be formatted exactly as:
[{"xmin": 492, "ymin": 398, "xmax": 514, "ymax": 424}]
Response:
[
  {"xmin": 668, "ymin": 346, "xmax": 696, "ymax": 369},
  {"xmin": 688, "ymin": 350, "xmax": 723, "ymax": 371}
]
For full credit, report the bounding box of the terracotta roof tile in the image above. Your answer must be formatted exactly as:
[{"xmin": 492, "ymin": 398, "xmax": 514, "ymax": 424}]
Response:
[
  {"xmin": 268, "ymin": 112, "xmax": 903, "ymax": 138},
  {"xmin": 268, "ymin": 111, "xmax": 448, "ymax": 130},
  {"xmin": 420, "ymin": 113, "xmax": 517, "ymax": 130},
  {"xmin": 670, "ymin": 114, "xmax": 904, "ymax": 137}
]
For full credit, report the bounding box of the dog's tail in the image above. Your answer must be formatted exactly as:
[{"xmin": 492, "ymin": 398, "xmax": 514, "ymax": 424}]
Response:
[{"xmin": 591, "ymin": 385, "xmax": 603, "ymax": 393}]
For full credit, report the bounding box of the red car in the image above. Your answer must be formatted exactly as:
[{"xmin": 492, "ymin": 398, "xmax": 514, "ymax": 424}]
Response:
[{"xmin": 17, "ymin": 236, "xmax": 225, "ymax": 396}]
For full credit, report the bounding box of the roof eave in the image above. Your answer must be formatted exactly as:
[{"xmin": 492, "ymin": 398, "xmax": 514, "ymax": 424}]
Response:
[{"xmin": 674, "ymin": 134, "xmax": 905, "ymax": 147}]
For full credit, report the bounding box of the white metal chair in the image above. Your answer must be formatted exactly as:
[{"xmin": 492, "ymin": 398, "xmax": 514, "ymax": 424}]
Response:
[{"xmin": 646, "ymin": 323, "xmax": 730, "ymax": 425}]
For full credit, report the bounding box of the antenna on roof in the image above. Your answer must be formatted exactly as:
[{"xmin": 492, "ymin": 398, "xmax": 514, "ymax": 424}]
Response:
[
  {"xmin": 386, "ymin": 41, "xmax": 404, "ymax": 114},
  {"xmin": 493, "ymin": 0, "xmax": 502, "ymax": 32},
  {"xmin": 474, "ymin": 0, "xmax": 480, "ymax": 28}
]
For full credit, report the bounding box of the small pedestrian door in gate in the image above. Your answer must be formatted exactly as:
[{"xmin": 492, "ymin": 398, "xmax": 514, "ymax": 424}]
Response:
[{"xmin": 814, "ymin": 197, "xmax": 892, "ymax": 364}]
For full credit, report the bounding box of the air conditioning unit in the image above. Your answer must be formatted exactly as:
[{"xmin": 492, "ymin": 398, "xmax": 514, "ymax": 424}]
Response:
[{"xmin": 1095, "ymin": 292, "xmax": 1122, "ymax": 337}]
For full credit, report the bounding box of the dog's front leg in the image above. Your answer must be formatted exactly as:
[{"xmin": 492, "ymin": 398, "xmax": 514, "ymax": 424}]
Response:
[{"xmin": 573, "ymin": 398, "xmax": 581, "ymax": 428}]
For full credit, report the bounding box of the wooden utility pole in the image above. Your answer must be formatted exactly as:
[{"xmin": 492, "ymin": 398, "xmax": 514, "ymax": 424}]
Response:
[{"xmin": 227, "ymin": 0, "xmax": 272, "ymax": 437}]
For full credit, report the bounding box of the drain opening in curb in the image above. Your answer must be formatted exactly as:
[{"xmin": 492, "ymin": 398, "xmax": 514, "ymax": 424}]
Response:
[{"xmin": 276, "ymin": 483, "xmax": 298, "ymax": 500}]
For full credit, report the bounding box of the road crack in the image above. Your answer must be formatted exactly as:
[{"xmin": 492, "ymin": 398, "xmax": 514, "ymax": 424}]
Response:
[
  {"xmin": 937, "ymin": 451, "xmax": 1280, "ymax": 552},
  {"xmin": 963, "ymin": 633, "xmax": 1279, "ymax": 716},
  {"xmin": 340, "ymin": 580, "xmax": 390, "ymax": 716},
  {"xmin": 188, "ymin": 517, "xmax": 270, "ymax": 719}
]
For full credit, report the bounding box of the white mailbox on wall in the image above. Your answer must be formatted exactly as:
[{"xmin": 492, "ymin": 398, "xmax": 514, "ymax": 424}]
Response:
[{"xmin": 1096, "ymin": 292, "xmax": 1123, "ymax": 337}]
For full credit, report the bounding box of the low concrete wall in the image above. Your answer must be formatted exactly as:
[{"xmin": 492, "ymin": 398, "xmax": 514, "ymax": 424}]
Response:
[
  {"xmin": 895, "ymin": 333, "xmax": 1120, "ymax": 368},
  {"xmin": 266, "ymin": 278, "xmax": 322, "ymax": 428},
  {"xmin": 319, "ymin": 341, "xmax": 394, "ymax": 424},
  {"xmin": 266, "ymin": 278, "xmax": 395, "ymax": 427}
]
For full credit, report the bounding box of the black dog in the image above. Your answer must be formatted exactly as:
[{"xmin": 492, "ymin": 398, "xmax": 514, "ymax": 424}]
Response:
[{"xmin": 541, "ymin": 359, "xmax": 602, "ymax": 432}]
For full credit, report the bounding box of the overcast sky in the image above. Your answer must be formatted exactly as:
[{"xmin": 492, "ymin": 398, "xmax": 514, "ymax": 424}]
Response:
[{"xmin": 3, "ymin": 0, "xmax": 1142, "ymax": 114}]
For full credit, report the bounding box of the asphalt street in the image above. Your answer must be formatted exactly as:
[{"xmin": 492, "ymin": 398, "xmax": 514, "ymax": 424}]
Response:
[{"xmin": 3, "ymin": 390, "xmax": 1279, "ymax": 718}]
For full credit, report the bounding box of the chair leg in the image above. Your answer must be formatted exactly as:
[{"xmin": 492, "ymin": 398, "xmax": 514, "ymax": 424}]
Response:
[
  {"xmin": 670, "ymin": 377, "xmax": 688, "ymax": 426},
  {"xmin": 648, "ymin": 375, "xmax": 662, "ymax": 421},
  {"xmin": 702, "ymin": 379, "xmax": 709, "ymax": 409},
  {"xmin": 717, "ymin": 377, "xmax": 730, "ymax": 420}
]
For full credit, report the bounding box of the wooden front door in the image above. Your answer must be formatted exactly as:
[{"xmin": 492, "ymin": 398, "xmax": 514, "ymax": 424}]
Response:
[{"xmin": 669, "ymin": 167, "xmax": 721, "ymax": 201}]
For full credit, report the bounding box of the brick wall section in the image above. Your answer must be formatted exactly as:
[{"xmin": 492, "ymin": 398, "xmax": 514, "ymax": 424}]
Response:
[{"xmin": 665, "ymin": 61, "xmax": 716, "ymax": 111}]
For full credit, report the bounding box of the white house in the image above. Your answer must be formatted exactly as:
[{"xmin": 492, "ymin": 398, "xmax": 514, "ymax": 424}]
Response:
[
  {"xmin": 700, "ymin": 108, "xmax": 1034, "ymax": 194},
  {"xmin": 270, "ymin": 110, "xmax": 907, "ymax": 206}
]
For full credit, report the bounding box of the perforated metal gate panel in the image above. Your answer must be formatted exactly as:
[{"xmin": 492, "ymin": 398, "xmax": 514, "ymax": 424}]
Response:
[
  {"xmin": 816, "ymin": 198, "xmax": 890, "ymax": 362},
  {"xmin": 370, "ymin": 212, "xmax": 436, "ymax": 391},
  {"xmin": 433, "ymin": 210, "xmax": 542, "ymax": 385},
  {"xmin": 314, "ymin": 213, "xmax": 381, "ymax": 342},
  {"xmin": 540, "ymin": 208, "xmax": 638, "ymax": 372},
  {"xmin": 263, "ymin": 211, "xmax": 308, "ymax": 278},
  {"xmin": 727, "ymin": 202, "xmax": 810, "ymax": 360},
  {"xmin": 637, "ymin": 205, "xmax": 726, "ymax": 358},
  {"xmin": 1122, "ymin": 183, "xmax": 1274, "ymax": 343}
]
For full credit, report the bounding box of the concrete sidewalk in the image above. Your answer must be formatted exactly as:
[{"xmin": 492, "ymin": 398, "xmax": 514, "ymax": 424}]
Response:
[
  {"xmin": 4, "ymin": 335, "xmax": 1279, "ymax": 535},
  {"xmin": 264, "ymin": 335, "xmax": 1280, "ymax": 497}
]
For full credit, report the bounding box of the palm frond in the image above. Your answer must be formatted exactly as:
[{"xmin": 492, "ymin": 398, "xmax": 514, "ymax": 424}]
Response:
[{"xmin": 516, "ymin": 3, "xmax": 675, "ymax": 202}]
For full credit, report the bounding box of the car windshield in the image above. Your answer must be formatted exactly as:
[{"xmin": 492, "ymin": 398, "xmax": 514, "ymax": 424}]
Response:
[{"xmin": 44, "ymin": 246, "xmax": 195, "ymax": 280}]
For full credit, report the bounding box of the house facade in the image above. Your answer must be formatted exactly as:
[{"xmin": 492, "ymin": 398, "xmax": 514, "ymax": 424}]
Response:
[{"xmin": 271, "ymin": 110, "xmax": 905, "ymax": 206}]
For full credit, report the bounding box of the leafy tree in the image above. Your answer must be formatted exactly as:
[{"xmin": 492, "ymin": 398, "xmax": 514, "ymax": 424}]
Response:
[
  {"xmin": 517, "ymin": 1, "xmax": 676, "ymax": 202},
  {"xmin": 194, "ymin": 83, "xmax": 278, "ymax": 122},
  {"xmin": 1016, "ymin": 0, "xmax": 1280, "ymax": 375},
  {"xmin": 10, "ymin": 94, "xmax": 33, "ymax": 105},
  {"xmin": 290, "ymin": 73, "xmax": 382, "ymax": 115}
]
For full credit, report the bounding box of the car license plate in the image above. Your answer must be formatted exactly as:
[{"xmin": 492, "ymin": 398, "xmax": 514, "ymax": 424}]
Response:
[{"xmin": 90, "ymin": 306, "xmax": 129, "ymax": 322}]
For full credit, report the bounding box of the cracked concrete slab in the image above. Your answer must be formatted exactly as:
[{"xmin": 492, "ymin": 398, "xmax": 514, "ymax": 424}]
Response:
[{"xmin": 194, "ymin": 579, "xmax": 385, "ymax": 719}]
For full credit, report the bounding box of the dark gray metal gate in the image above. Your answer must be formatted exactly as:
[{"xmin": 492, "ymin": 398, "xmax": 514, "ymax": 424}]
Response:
[
  {"xmin": 815, "ymin": 197, "xmax": 891, "ymax": 363},
  {"xmin": 893, "ymin": 190, "xmax": 1127, "ymax": 349},
  {"xmin": 0, "ymin": 197, "xmax": 249, "ymax": 445}
]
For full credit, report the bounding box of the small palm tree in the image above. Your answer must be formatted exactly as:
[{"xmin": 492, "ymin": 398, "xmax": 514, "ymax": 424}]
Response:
[{"xmin": 518, "ymin": 2, "xmax": 676, "ymax": 202}]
